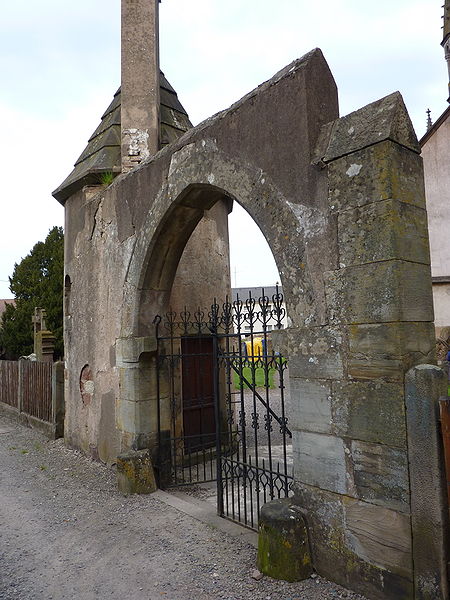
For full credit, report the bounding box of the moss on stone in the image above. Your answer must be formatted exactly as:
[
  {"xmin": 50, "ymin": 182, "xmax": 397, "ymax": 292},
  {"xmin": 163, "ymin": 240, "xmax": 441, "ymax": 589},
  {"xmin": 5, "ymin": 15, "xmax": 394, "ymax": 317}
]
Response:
[
  {"xmin": 257, "ymin": 499, "xmax": 313, "ymax": 582},
  {"xmin": 117, "ymin": 449, "xmax": 157, "ymax": 495}
]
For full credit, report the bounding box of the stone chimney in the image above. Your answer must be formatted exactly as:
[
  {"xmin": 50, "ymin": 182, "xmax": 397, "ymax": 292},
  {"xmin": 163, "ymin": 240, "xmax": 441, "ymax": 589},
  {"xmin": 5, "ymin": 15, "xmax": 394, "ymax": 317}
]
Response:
[{"xmin": 121, "ymin": 0, "xmax": 161, "ymax": 172}]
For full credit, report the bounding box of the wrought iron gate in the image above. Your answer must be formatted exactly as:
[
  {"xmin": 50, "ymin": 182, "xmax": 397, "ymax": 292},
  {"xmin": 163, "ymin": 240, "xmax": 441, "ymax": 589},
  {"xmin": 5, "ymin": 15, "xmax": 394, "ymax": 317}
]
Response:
[{"xmin": 154, "ymin": 287, "xmax": 293, "ymax": 530}]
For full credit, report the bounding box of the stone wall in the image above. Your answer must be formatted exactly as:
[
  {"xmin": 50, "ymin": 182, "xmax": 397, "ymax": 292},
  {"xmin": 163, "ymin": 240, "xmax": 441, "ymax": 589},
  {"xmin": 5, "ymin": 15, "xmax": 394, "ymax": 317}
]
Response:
[
  {"xmin": 169, "ymin": 199, "xmax": 232, "ymax": 314},
  {"xmin": 290, "ymin": 93, "xmax": 446, "ymax": 599}
]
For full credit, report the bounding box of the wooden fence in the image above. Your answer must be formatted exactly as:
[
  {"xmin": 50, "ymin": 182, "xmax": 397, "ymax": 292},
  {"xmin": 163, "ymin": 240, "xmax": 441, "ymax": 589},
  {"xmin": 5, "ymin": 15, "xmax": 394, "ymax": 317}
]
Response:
[
  {"xmin": 0, "ymin": 360, "xmax": 19, "ymax": 408},
  {"xmin": 0, "ymin": 359, "xmax": 64, "ymax": 438},
  {"xmin": 22, "ymin": 361, "xmax": 53, "ymax": 422}
]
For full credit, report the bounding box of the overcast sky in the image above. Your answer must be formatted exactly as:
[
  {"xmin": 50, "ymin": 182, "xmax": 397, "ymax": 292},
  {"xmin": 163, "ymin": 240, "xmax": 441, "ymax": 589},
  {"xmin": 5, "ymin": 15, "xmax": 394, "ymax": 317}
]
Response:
[{"xmin": 0, "ymin": 0, "xmax": 447, "ymax": 297}]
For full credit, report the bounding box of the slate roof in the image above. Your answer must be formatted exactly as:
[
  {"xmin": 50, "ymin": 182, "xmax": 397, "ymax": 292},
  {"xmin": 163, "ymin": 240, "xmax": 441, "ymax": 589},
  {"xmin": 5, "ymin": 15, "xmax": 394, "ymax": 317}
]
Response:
[{"xmin": 53, "ymin": 72, "xmax": 192, "ymax": 204}]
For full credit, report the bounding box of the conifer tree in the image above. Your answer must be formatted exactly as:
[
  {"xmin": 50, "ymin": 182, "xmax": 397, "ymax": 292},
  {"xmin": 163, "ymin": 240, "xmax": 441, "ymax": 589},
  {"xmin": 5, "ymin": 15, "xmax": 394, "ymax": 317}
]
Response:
[{"xmin": 0, "ymin": 227, "xmax": 64, "ymax": 359}]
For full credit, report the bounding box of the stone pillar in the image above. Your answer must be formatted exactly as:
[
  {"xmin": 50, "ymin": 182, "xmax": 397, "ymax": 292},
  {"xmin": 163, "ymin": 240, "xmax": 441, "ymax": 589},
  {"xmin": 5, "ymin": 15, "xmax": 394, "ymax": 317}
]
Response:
[
  {"xmin": 32, "ymin": 307, "xmax": 47, "ymax": 354},
  {"xmin": 115, "ymin": 336, "xmax": 158, "ymax": 453},
  {"xmin": 35, "ymin": 330, "xmax": 56, "ymax": 363},
  {"xmin": 121, "ymin": 0, "xmax": 160, "ymax": 172},
  {"xmin": 290, "ymin": 92, "xmax": 442, "ymax": 599}
]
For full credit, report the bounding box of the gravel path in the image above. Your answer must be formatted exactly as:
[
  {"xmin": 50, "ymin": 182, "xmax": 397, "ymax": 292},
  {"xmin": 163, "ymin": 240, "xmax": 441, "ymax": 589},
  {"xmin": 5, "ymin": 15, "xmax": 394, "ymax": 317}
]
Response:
[{"xmin": 0, "ymin": 413, "xmax": 367, "ymax": 600}]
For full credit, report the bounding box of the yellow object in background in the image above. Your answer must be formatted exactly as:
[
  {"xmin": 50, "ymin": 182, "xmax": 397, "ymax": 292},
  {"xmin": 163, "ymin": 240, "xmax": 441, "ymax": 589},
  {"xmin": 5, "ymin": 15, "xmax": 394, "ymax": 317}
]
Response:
[{"xmin": 245, "ymin": 337, "xmax": 263, "ymax": 360}]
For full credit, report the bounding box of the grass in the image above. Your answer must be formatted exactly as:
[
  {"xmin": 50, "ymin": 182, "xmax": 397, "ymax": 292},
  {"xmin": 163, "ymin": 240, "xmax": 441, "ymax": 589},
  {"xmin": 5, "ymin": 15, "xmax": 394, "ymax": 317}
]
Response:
[
  {"xmin": 98, "ymin": 171, "xmax": 115, "ymax": 186},
  {"xmin": 233, "ymin": 365, "xmax": 276, "ymax": 389}
]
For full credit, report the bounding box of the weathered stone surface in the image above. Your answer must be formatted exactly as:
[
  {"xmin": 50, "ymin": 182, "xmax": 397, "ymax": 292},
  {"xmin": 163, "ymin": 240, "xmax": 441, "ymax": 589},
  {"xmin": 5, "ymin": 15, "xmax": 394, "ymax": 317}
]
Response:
[
  {"xmin": 346, "ymin": 322, "xmax": 436, "ymax": 381},
  {"xmin": 331, "ymin": 380, "xmax": 406, "ymax": 448},
  {"xmin": 285, "ymin": 327, "xmax": 344, "ymax": 380},
  {"xmin": 327, "ymin": 140, "xmax": 425, "ymax": 212},
  {"xmin": 98, "ymin": 391, "xmax": 119, "ymax": 465},
  {"xmin": 116, "ymin": 336, "xmax": 157, "ymax": 366},
  {"xmin": 35, "ymin": 330, "xmax": 56, "ymax": 363},
  {"xmin": 57, "ymin": 30, "xmax": 443, "ymax": 599},
  {"xmin": 257, "ymin": 498, "xmax": 313, "ymax": 581},
  {"xmin": 349, "ymin": 441, "xmax": 410, "ymax": 512},
  {"xmin": 344, "ymin": 498, "xmax": 412, "ymax": 579},
  {"xmin": 121, "ymin": 0, "xmax": 160, "ymax": 169},
  {"xmin": 321, "ymin": 92, "xmax": 420, "ymax": 162},
  {"xmin": 216, "ymin": 47, "xmax": 338, "ymax": 205},
  {"xmin": 289, "ymin": 379, "xmax": 332, "ymax": 433},
  {"xmin": 295, "ymin": 431, "xmax": 409, "ymax": 511},
  {"xmin": 170, "ymin": 200, "xmax": 232, "ymax": 315},
  {"xmin": 116, "ymin": 449, "xmax": 157, "ymax": 494},
  {"xmin": 117, "ymin": 398, "xmax": 154, "ymax": 435},
  {"xmin": 118, "ymin": 365, "xmax": 141, "ymax": 403},
  {"xmin": 325, "ymin": 261, "xmax": 434, "ymax": 325},
  {"xmin": 338, "ymin": 199, "xmax": 430, "ymax": 268},
  {"xmin": 405, "ymin": 365, "xmax": 449, "ymax": 599},
  {"xmin": 294, "ymin": 483, "xmax": 414, "ymax": 600},
  {"xmin": 293, "ymin": 431, "xmax": 346, "ymax": 494}
]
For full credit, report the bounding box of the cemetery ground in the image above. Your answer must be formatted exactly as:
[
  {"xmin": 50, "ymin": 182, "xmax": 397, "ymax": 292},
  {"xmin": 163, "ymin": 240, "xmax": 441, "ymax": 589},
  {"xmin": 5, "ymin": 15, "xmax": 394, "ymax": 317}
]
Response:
[{"xmin": 0, "ymin": 413, "xmax": 367, "ymax": 600}]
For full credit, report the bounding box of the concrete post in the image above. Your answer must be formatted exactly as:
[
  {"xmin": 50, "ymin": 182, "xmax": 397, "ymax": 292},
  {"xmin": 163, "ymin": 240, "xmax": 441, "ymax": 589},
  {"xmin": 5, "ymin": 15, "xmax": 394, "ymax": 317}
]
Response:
[
  {"xmin": 17, "ymin": 359, "xmax": 23, "ymax": 414},
  {"xmin": 121, "ymin": 0, "xmax": 160, "ymax": 172},
  {"xmin": 52, "ymin": 361, "xmax": 65, "ymax": 439},
  {"xmin": 405, "ymin": 364, "xmax": 449, "ymax": 600}
]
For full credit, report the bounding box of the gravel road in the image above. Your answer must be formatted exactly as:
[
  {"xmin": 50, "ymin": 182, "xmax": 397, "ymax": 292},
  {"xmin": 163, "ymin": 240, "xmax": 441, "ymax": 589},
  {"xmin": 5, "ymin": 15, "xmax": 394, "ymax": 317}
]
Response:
[{"xmin": 0, "ymin": 413, "xmax": 367, "ymax": 600}]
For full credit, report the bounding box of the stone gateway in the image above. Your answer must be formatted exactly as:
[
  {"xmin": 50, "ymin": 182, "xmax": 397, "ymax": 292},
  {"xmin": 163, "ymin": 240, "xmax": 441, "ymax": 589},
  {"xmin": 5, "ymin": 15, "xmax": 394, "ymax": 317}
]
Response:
[{"xmin": 54, "ymin": 3, "xmax": 448, "ymax": 599}]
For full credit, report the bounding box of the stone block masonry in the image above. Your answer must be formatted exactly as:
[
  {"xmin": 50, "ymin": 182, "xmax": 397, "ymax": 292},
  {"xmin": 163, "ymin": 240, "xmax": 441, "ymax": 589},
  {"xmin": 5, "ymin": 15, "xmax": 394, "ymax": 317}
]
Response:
[{"xmin": 289, "ymin": 91, "xmax": 447, "ymax": 599}]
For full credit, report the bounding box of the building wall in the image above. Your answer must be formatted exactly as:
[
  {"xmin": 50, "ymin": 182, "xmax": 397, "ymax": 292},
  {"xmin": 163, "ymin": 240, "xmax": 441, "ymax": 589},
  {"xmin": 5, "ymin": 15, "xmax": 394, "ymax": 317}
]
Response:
[
  {"xmin": 422, "ymin": 112, "xmax": 450, "ymax": 326},
  {"xmin": 63, "ymin": 188, "xmax": 231, "ymax": 464},
  {"xmin": 433, "ymin": 283, "xmax": 450, "ymax": 328},
  {"xmin": 231, "ymin": 287, "xmax": 288, "ymax": 333},
  {"xmin": 63, "ymin": 186, "xmax": 127, "ymax": 464},
  {"xmin": 169, "ymin": 199, "xmax": 232, "ymax": 315}
]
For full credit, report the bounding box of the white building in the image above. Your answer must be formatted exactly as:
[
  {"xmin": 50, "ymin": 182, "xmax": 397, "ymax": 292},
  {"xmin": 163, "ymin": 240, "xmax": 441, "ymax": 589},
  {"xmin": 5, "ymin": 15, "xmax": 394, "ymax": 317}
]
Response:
[
  {"xmin": 231, "ymin": 286, "xmax": 288, "ymax": 333},
  {"xmin": 421, "ymin": 0, "xmax": 450, "ymax": 349}
]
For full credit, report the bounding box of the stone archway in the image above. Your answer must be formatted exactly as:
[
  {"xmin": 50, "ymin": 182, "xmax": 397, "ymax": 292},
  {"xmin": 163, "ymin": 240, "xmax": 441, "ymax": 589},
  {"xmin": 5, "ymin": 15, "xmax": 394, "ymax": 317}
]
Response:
[
  {"xmin": 62, "ymin": 47, "xmax": 447, "ymax": 599},
  {"xmin": 115, "ymin": 138, "xmax": 334, "ymax": 447},
  {"xmin": 114, "ymin": 87, "xmax": 445, "ymax": 597}
]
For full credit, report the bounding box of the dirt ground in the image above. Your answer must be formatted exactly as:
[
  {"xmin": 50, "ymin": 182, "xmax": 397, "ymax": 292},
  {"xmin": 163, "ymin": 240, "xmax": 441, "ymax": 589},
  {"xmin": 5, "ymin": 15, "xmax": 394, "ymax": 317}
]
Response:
[{"xmin": 0, "ymin": 413, "xmax": 368, "ymax": 600}]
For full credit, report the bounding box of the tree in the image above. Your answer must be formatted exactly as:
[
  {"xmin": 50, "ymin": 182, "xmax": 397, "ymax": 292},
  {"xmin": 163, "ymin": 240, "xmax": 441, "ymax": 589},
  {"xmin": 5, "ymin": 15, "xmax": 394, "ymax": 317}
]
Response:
[{"xmin": 0, "ymin": 227, "xmax": 64, "ymax": 359}]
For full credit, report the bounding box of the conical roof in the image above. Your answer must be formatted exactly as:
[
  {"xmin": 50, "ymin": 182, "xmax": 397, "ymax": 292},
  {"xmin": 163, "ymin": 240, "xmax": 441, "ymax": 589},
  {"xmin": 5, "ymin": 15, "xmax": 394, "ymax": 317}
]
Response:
[{"xmin": 53, "ymin": 72, "xmax": 192, "ymax": 204}]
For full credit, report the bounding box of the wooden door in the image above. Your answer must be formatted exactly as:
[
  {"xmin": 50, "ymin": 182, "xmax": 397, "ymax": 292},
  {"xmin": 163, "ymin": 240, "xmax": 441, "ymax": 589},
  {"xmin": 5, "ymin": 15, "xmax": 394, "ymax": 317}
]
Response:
[{"xmin": 181, "ymin": 336, "xmax": 215, "ymax": 451}]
